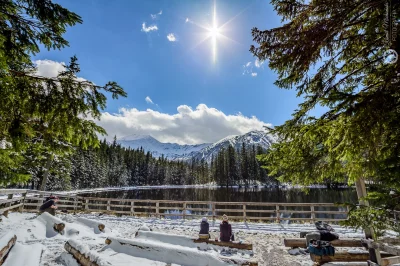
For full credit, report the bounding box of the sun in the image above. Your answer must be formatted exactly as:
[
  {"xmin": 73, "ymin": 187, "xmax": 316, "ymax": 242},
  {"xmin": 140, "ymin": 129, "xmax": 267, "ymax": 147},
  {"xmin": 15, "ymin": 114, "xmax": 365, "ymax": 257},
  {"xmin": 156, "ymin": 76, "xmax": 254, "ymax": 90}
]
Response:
[
  {"xmin": 189, "ymin": 0, "xmax": 242, "ymax": 63},
  {"xmin": 208, "ymin": 27, "xmax": 220, "ymax": 38}
]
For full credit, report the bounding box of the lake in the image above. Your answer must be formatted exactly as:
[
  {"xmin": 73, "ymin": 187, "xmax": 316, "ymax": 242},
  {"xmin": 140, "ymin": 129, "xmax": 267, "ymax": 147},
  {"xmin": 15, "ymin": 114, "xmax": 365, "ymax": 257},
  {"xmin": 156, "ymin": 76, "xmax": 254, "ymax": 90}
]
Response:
[
  {"xmin": 80, "ymin": 187, "xmax": 357, "ymax": 221},
  {"xmin": 80, "ymin": 186, "xmax": 358, "ymax": 204}
]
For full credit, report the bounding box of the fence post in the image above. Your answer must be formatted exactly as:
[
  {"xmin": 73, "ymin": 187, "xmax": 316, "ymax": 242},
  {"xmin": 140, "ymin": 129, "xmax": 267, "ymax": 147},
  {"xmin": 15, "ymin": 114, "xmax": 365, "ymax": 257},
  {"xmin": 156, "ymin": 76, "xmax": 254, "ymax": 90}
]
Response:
[
  {"xmin": 107, "ymin": 200, "xmax": 111, "ymax": 212},
  {"xmin": 276, "ymin": 205, "xmax": 280, "ymax": 223},
  {"xmin": 156, "ymin": 202, "xmax": 160, "ymax": 218},
  {"xmin": 37, "ymin": 192, "xmax": 43, "ymax": 211},
  {"xmin": 243, "ymin": 204, "xmax": 247, "ymax": 222},
  {"xmin": 73, "ymin": 196, "xmax": 77, "ymax": 212},
  {"xmin": 310, "ymin": 206, "xmax": 315, "ymax": 223},
  {"xmin": 131, "ymin": 201, "xmax": 135, "ymax": 216},
  {"xmin": 85, "ymin": 199, "xmax": 89, "ymax": 210},
  {"xmin": 212, "ymin": 203, "xmax": 216, "ymax": 221},
  {"xmin": 183, "ymin": 203, "xmax": 187, "ymax": 220},
  {"xmin": 19, "ymin": 192, "xmax": 27, "ymax": 212},
  {"xmin": 3, "ymin": 193, "xmax": 13, "ymax": 217}
]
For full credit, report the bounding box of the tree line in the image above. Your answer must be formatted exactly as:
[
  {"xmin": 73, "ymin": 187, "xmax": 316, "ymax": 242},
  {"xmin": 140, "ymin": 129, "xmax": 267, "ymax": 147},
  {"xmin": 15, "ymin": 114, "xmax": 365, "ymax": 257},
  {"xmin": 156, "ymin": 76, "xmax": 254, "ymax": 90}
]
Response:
[{"xmin": 24, "ymin": 138, "xmax": 277, "ymax": 191}]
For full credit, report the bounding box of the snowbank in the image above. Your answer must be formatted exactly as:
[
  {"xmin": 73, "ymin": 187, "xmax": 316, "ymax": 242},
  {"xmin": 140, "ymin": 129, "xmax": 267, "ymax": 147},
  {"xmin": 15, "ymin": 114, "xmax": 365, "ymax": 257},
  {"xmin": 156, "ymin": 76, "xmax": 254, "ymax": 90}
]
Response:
[
  {"xmin": 3, "ymin": 242, "xmax": 44, "ymax": 266},
  {"xmin": 107, "ymin": 236, "xmax": 230, "ymax": 266},
  {"xmin": 76, "ymin": 217, "xmax": 105, "ymax": 233}
]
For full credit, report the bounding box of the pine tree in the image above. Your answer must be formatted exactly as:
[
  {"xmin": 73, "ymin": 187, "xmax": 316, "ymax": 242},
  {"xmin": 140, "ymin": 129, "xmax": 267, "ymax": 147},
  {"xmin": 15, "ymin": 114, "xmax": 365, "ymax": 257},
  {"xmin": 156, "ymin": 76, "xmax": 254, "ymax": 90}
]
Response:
[
  {"xmin": 252, "ymin": 0, "xmax": 400, "ymax": 233},
  {"xmin": 0, "ymin": 0, "xmax": 127, "ymax": 187}
]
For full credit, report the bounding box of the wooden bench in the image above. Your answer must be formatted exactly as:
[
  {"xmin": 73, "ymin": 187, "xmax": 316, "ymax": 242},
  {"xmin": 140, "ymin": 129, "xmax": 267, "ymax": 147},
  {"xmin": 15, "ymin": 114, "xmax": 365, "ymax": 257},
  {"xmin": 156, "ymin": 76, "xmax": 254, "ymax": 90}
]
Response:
[
  {"xmin": 284, "ymin": 238, "xmax": 363, "ymax": 248},
  {"xmin": 310, "ymin": 251, "xmax": 393, "ymax": 265},
  {"xmin": 193, "ymin": 238, "xmax": 253, "ymax": 250}
]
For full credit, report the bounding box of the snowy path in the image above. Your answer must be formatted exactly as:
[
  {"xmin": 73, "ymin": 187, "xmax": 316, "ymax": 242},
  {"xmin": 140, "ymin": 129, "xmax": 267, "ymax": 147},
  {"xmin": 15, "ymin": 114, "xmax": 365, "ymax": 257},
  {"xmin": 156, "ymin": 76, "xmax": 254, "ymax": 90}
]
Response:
[{"xmin": 0, "ymin": 212, "xmax": 366, "ymax": 266}]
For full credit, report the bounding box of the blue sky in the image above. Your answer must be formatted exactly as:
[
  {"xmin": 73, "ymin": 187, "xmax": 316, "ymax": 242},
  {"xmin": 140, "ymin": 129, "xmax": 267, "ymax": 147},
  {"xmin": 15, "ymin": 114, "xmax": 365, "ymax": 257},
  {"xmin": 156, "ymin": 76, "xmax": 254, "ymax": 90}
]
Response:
[{"xmin": 34, "ymin": 0, "xmax": 308, "ymax": 144}]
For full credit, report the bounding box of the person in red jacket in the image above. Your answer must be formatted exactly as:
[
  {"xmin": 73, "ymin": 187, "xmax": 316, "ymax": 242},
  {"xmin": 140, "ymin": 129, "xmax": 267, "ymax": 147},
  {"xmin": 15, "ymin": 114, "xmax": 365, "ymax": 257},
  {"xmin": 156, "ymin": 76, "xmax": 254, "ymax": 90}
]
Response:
[{"xmin": 220, "ymin": 214, "xmax": 234, "ymax": 242}]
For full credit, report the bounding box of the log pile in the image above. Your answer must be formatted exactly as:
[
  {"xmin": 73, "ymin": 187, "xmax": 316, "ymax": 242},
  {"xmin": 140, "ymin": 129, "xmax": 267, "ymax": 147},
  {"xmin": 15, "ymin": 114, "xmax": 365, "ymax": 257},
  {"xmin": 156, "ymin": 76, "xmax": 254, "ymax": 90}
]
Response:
[{"xmin": 0, "ymin": 233, "xmax": 17, "ymax": 265}]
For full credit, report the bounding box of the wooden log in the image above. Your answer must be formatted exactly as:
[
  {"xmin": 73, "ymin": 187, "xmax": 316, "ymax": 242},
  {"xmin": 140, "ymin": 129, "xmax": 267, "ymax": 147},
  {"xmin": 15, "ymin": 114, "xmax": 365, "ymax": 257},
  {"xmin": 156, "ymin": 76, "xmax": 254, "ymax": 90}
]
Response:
[
  {"xmin": 194, "ymin": 238, "xmax": 253, "ymax": 250},
  {"xmin": 0, "ymin": 233, "xmax": 17, "ymax": 265},
  {"xmin": 37, "ymin": 212, "xmax": 65, "ymax": 233},
  {"xmin": 310, "ymin": 251, "xmax": 393, "ymax": 263},
  {"xmin": 76, "ymin": 217, "xmax": 105, "ymax": 232},
  {"xmin": 362, "ymin": 239, "xmax": 400, "ymax": 256},
  {"xmin": 64, "ymin": 241, "xmax": 99, "ymax": 266},
  {"xmin": 134, "ymin": 229, "xmax": 253, "ymax": 250},
  {"xmin": 106, "ymin": 237, "xmax": 255, "ymax": 266},
  {"xmin": 381, "ymin": 256, "xmax": 400, "ymax": 266},
  {"xmin": 284, "ymin": 238, "xmax": 363, "ymax": 248}
]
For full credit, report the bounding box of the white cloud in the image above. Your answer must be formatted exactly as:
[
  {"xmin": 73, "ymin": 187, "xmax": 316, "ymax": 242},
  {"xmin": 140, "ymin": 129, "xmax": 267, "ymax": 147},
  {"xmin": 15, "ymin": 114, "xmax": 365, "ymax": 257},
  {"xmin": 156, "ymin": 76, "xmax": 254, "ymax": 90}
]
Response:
[
  {"xmin": 185, "ymin": 18, "xmax": 190, "ymax": 23},
  {"xmin": 145, "ymin": 96, "xmax": 154, "ymax": 104},
  {"xmin": 97, "ymin": 104, "xmax": 270, "ymax": 144},
  {"xmin": 255, "ymin": 58, "xmax": 264, "ymax": 68},
  {"xmin": 34, "ymin": 59, "xmax": 86, "ymax": 82},
  {"xmin": 243, "ymin": 59, "xmax": 263, "ymax": 77},
  {"xmin": 167, "ymin": 33, "xmax": 177, "ymax": 42},
  {"xmin": 141, "ymin": 22, "xmax": 158, "ymax": 33},
  {"xmin": 151, "ymin": 10, "xmax": 162, "ymax": 19}
]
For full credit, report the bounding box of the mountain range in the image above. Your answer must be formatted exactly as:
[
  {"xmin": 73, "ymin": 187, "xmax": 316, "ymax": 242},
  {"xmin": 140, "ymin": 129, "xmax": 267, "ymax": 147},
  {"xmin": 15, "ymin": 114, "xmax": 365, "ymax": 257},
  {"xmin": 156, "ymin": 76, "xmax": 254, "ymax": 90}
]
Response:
[{"xmin": 117, "ymin": 130, "xmax": 275, "ymax": 162}]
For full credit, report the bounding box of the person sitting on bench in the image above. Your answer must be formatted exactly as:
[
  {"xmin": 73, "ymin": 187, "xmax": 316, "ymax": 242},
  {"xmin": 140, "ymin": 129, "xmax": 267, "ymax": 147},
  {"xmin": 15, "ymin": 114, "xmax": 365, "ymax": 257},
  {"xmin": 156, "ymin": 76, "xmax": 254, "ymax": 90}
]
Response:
[
  {"xmin": 220, "ymin": 214, "xmax": 234, "ymax": 242},
  {"xmin": 39, "ymin": 195, "xmax": 59, "ymax": 216},
  {"xmin": 199, "ymin": 217, "xmax": 210, "ymax": 239}
]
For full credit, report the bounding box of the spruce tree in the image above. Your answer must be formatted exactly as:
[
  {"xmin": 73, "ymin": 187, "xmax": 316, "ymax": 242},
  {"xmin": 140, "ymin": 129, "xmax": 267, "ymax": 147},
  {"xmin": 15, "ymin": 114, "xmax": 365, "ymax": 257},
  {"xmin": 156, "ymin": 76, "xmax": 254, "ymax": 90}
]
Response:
[
  {"xmin": 0, "ymin": 0, "xmax": 126, "ymax": 187},
  {"xmin": 252, "ymin": 0, "xmax": 400, "ymax": 233}
]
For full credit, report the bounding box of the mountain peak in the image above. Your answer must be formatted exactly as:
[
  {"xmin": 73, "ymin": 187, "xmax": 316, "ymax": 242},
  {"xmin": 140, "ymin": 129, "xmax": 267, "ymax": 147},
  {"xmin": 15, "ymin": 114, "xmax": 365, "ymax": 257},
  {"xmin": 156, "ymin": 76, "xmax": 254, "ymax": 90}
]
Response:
[{"xmin": 119, "ymin": 134, "xmax": 155, "ymax": 141}]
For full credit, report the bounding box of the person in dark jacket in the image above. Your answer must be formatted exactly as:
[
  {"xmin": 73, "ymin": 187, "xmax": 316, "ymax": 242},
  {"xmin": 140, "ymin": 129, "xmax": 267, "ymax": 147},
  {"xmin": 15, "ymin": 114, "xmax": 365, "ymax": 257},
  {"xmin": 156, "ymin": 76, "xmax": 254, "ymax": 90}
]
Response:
[
  {"xmin": 39, "ymin": 195, "xmax": 59, "ymax": 216},
  {"xmin": 220, "ymin": 214, "xmax": 234, "ymax": 242},
  {"xmin": 199, "ymin": 217, "xmax": 210, "ymax": 238}
]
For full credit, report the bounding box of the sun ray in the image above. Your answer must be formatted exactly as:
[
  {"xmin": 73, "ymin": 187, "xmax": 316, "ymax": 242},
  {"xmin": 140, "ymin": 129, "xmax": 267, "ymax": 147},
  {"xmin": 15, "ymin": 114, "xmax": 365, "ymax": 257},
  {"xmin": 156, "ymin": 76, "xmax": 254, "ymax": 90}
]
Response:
[
  {"xmin": 212, "ymin": 0, "xmax": 217, "ymax": 63},
  {"xmin": 219, "ymin": 3, "xmax": 253, "ymax": 30}
]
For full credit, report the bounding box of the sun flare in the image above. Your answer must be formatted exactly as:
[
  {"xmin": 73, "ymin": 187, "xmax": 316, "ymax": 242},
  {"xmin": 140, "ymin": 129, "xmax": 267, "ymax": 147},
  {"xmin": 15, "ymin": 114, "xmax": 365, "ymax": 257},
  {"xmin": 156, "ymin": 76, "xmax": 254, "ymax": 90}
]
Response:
[{"xmin": 190, "ymin": 0, "xmax": 242, "ymax": 63}]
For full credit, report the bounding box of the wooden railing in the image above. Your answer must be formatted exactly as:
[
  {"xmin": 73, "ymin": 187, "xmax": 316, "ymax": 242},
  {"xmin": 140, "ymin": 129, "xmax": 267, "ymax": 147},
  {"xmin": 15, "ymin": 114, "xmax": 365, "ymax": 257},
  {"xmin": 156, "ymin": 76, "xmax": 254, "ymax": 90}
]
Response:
[{"xmin": 0, "ymin": 189, "xmax": 349, "ymax": 222}]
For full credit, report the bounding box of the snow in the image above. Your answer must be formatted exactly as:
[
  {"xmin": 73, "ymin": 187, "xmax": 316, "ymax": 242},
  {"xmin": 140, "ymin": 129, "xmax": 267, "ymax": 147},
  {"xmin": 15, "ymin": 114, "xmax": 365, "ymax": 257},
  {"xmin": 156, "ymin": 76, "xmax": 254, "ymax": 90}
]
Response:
[
  {"xmin": 107, "ymin": 236, "xmax": 230, "ymax": 266},
  {"xmin": 0, "ymin": 212, "xmax": 396, "ymax": 266},
  {"xmin": 3, "ymin": 242, "xmax": 44, "ymax": 266},
  {"xmin": 117, "ymin": 134, "xmax": 210, "ymax": 160},
  {"xmin": 0, "ymin": 231, "xmax": 15, "ymax": 248},
  {"xmin": 76, "ymin": 217, "xmax": 104, "ymax": 234}
]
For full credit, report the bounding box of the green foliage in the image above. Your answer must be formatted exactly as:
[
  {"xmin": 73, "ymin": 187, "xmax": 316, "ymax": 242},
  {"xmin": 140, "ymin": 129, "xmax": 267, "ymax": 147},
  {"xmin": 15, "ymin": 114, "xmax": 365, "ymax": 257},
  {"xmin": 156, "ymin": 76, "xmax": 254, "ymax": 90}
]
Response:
[
  {"xmin": 0, "ymin": 0, "xmax": 127, "ymax": 186},
  {"xmin": 251, "ymin": 0, "xmax": 400, "ymax": 231},
  {"xmin": 341, "ymin": 205, "xmax": 389, "ymax": 240}
]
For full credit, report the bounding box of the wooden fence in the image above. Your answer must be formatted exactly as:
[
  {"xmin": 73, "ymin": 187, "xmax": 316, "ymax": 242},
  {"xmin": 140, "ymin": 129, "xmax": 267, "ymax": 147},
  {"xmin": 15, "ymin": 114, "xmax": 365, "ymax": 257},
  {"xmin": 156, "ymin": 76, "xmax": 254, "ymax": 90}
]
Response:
[{"xmin": 0, "ymin": 189, "xmax": 350, "ymax": 222}]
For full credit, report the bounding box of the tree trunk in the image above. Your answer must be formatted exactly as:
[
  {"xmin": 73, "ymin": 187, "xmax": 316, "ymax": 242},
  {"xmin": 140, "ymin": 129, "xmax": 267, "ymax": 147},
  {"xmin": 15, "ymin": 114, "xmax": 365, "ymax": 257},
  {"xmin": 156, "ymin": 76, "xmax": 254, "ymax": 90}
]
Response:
[
  {"xmin": 39, "ymin": 155, "xmax": 53, "ymax": 191},
  {"xmin": 355, "ymin": 178, "xmax": 382, "ymax": 264}
]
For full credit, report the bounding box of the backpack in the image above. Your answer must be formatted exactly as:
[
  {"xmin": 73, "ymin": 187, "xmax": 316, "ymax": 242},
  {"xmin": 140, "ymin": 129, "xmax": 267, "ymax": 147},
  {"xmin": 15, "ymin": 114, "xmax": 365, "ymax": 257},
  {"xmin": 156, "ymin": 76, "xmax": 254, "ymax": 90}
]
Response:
[
  {"xmin": 315, "ymin": 221, "xmax": 334, "ymax": 232},
  {"xmin": 308, "ymin": 240, "xmax": 335, "ymax": 256}
]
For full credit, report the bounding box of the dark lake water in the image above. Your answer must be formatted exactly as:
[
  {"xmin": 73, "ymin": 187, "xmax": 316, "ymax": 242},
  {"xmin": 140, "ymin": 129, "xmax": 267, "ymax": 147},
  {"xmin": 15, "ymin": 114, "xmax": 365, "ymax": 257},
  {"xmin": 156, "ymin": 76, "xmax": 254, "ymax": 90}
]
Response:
[
  {"xmin": 80, "ymin": 186, "xmax": 358, "ymax": 204},
  {"xmin": 79, "ymin": 187, "xmax": 358, "ymax": 221}
]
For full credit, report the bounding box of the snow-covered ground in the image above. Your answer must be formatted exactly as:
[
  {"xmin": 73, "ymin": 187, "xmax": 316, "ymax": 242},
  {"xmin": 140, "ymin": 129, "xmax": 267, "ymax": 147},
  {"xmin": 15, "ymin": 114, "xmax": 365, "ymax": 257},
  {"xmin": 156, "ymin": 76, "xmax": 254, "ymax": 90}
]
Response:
[{"xmin": 0, "ymin": 212, "xmax": 377, "ymax": 266}]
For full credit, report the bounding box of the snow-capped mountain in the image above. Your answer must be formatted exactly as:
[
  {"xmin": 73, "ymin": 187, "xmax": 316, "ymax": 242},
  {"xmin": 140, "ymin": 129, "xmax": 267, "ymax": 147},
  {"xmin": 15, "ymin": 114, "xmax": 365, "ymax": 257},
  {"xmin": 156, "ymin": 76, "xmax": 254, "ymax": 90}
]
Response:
[
  {"xmin": 117, "ymin": 131, "xmax": 275, "ymax": 162},
  {"xmin": 191, "ymin": 130, "xmax": 276, "ymax": 162},
  {"xmin": 117, "ymin": 134, "xmax": 210, "ymax": 160}
]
